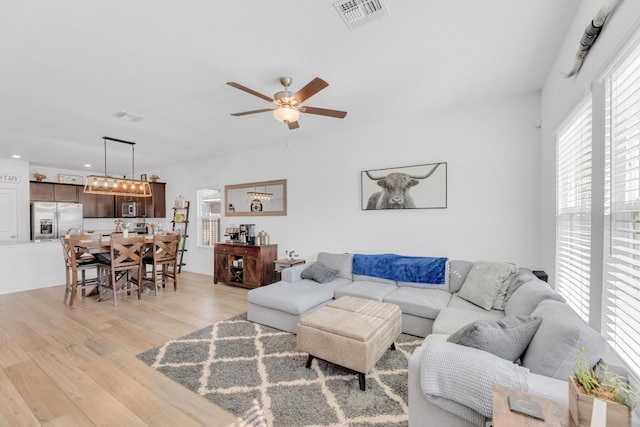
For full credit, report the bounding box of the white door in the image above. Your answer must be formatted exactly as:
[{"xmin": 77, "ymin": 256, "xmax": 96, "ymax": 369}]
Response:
[{"xmin": 0, "ymin": 188, "xmax": 18, "ymax": 242}]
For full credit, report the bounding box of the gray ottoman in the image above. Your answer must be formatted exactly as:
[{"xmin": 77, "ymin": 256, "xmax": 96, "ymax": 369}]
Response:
[{"xmin": 297, "ymin": 296, "xmax": 402, "ymax": 390}]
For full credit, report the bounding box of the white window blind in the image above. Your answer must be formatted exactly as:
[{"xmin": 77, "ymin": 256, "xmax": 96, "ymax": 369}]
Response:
[
  {"xmin": 197, "ymin": 189, "xmax": 221, "ymax": 247},
  {"xmin": 603, "ymin": 39, "xmax": 640, "ymax": 378},
  {"xmin": 556, "ymin": 97, "xmax": 593, "ymax": 322}
]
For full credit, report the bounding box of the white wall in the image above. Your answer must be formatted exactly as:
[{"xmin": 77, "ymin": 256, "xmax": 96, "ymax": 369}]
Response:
[
  {"xmin": 0, "ymin": 158, "xmax": 30, "ymax": 241},
  {"xmin": 540, "ymin": 1, "xmax": 640, "ymax": 283},
  {"xmin": 158, "ymin": 92, "xmax": 543, "ymax": 276}
]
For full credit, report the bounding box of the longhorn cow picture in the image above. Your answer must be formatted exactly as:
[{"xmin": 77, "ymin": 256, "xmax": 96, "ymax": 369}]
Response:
[{"xmin": 361, "ymin": 162, "xmax": 447, "ymax": 210}]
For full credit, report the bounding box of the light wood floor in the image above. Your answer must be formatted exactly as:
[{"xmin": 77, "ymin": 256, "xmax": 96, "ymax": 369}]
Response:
[{"xmin": 0, "ymin": 272, "xmax": 248, "ymax": 427}]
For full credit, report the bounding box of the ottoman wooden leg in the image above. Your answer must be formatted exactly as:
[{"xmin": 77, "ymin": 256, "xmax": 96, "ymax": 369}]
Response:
[
  {"xmin": 305, "ymin": 355, "xmax": 314, "ymax": 369},
  {"xmin": 359, "ymin": 373, "xmax": 366, "ymax": 391}
]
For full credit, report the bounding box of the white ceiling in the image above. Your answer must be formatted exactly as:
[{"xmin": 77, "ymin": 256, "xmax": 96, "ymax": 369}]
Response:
[{"xmin": 0, "ymin": 1, "xmax": 580, "ymax": 177}]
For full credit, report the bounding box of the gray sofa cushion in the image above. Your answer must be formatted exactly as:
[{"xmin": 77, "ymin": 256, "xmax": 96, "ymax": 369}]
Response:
[
  {"xmin": 300, "ymin": 262, "xmax": 339, "ymax": 283},
  {"xmin": 383, "ymin": 287, "xmax": 452, "ymax": 319},
  {"xmin": 432, "ymin": 307, "xmax": 505, "ymax": 335},
  {"xmin": 317, "ymin": 252, "xmax": 353, "ymax": 280},
  {"xmin": 504, "ymin": 268, "xmax": 538, "ymax": 304},
  {"xmin": 334, "ymin": 280, "xmax": 397, "ymax": 301},
  {"xmin": 504, "ymin": 280, "xmax": 566, "ymax": 317},
  {"xmin": 247, "ymin": 280, "xmax": 338, "ymax": 315},
  {"xmin": 447, "ymin": 316, "xmax": 542, "ymax": 362},
  {"xmin": 448, "ymin": 260, "xmax": 473, "ymax": 293},
  {"xmin": 352, "ymin": 274, "xmax": 396, "ymax": 285},
  {"xmin": 521, "ymin": 300, "xmax": 609, "ymax": 380},
  {"xmin": 456, "ymin": 261, "xmax": 518, "ymax": 310}
]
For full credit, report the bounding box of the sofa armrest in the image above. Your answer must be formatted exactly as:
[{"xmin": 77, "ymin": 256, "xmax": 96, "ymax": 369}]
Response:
[
  {"xmin": 526, "ymin": 373, "xmax": 569, "ymax": 403},
  {"xmin": 281, "ymin": 262, "xmax": 311, "ymax": 283}
]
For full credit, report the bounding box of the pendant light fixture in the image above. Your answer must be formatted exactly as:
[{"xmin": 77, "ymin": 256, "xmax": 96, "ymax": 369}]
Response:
[{"xmin": 83, "ymin": 136, "xmax": 152, "ymax": 197}]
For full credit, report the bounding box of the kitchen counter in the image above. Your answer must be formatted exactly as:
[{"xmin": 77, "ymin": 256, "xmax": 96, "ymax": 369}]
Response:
[{"xmin": 0, "ymin": 239, "xmax": 66, "ymax": 295}]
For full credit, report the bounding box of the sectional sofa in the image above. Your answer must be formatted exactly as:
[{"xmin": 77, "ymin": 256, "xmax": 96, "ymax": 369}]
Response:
[{"xmin": 246, "ymin": 252, "xmax": 615, "ymax": 426}]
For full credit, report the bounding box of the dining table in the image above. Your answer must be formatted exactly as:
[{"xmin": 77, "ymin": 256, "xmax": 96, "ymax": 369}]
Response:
[
  {"xmin": 73, "ymin": 234, "xmax": 164, "ymax": 301},
  {"xmin": 74, "ymin": 234, "xmax": 156, "ymax": 253}
]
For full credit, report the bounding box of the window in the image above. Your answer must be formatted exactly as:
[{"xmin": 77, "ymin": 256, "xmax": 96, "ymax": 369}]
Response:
[
  {"xmin": 556, "ymin": 97, "xmax": 593, "ymax": 323},
  {"xmin": 197, "ymin": 188, "xmax": 221, "ymax": 247},
  {"xmin": 602, "ymin": 39, "xmax": 640, "ymax": 377}
]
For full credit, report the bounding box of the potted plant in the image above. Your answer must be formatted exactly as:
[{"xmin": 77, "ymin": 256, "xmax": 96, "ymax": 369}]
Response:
[
  {"xmin": 569, "ymin": 348, "xmax": 639, "ymax": 426},
  {"xmin": 150, "ymin": 174, "xmax": 159, "ymax": 183},
  {"xmin": 33, "ymin": 171, "xmax": 47, "ymax": 182}
]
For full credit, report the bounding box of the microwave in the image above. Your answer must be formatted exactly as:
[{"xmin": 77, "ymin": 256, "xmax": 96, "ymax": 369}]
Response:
[{"xmin": 122, "ymin": 202, "xmax": 137, "ymax": 217}]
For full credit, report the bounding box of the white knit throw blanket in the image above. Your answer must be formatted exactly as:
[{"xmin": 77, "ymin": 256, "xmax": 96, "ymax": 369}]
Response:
[{"xmin": 420, "ymin": 341, "xmax": 529, "ymax": 426}]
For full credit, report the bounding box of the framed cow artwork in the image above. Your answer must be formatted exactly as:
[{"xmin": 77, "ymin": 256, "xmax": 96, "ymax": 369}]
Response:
[{"xmin": 361, "ymin": 162, "xmax": 447, "ymax": 210}]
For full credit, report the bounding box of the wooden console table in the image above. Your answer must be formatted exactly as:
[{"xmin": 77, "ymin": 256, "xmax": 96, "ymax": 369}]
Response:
[
  {"xmin": 214, "ymin": 243, "xmax": 277, "ymax": 289},
  {"xmin": 492, "ymin": 385, "xmax": 575, "ymax": 427}
]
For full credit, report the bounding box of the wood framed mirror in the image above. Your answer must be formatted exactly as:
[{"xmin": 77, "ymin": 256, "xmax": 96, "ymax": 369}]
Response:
[{"xmin": 225, "ymin": 179, "xmax": 287, "ymax": 216}]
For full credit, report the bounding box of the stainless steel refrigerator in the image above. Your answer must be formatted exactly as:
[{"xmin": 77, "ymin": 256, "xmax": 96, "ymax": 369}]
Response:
[{"xmin": 31, "ymin": 202, "xmax": 83, "ymax": 240}]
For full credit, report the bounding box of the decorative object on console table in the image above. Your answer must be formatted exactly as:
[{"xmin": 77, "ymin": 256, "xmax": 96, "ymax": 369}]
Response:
[
  {"xmin": 274, "ymin": 258, "xmax": 306, "ymax": 282},
  {"xmin": 171, "ymin": 200, "xmax": 190, "ymax": 273},
  {"xmin": 214, "ymin": 242, "xmax": 277, "ymax": 288}
]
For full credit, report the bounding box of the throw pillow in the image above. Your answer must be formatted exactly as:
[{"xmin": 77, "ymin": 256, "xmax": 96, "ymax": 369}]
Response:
[
  {"xmin": 504, "ymin": 280, "xmax": 566, "ymax": 317},
  {"xmin": 446, "ymin": 316, "xmax": 542, "ymax": 362},
  {"xmin": 456, "ymin": 261, "xmax": 518, "ymax": 310},
  {"xmin": 521, "ymin": 300, "xmax": 609, "ymax": 380},
  {"xmin": 300, "ymin": 262, "xmax": 339, "ymax": 284},
  {"xmin": 317, "ymin": 252, "xmax": 353, "ymax": 279}
]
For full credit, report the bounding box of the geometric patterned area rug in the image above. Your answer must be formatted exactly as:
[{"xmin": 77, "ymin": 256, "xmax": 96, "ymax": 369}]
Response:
[{"xmin": 137, "ymin": 314, "xmax": 422, "ymax": 426}]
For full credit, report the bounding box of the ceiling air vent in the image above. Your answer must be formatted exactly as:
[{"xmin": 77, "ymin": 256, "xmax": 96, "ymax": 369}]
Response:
[
  {"xmin": 333, "ymin": 0, "xmax": 388, "ymax": 30},
  {"xmin": 114, "ymin": 110, "xmax": 145, "ymax": 122}
]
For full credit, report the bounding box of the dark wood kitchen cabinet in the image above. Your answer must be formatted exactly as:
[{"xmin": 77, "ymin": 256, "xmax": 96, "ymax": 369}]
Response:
[
  {"xmin": 214, "ymin": 243, "xmax": 277, "ymax": 288},
  {"xmin": 145, "ymin": 182, "xmax": 166, "ymax": 218},
  {"xmin": 30, "ymin": 182, "xmax": 78, "ymax": 202},
  {"xmin": 115, "ymin": 182, "xmax": 166, "ymax": 218},
  {"xmin": 79, "ymin": 191, "xmax": 115, "ymax": 218}
]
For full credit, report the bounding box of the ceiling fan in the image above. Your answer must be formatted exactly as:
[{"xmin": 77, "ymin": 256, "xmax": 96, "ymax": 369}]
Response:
[{"xmin": 226, "ymin": 76, "xmax": 347, "ymax": 130}]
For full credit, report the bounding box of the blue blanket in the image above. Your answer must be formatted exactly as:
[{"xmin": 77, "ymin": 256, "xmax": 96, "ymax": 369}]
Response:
[{"xmin": 352, "ymin": 254, "xmax": 448, "ymax": 284}]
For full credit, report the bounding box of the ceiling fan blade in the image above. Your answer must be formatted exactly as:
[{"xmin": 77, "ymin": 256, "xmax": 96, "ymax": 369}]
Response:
[
  {"xmin": 300, "ymin": 106, "xmax": 347, "ymax": 118},
  {"xmin": 227, "ymin": 82, "xmax": 275, "ymax": 103},
  {"xmin": 287, "ymin": 121, "xmax": 300, "ymax": 130},
  {"xmin": 291, "ymin": 78, "xmax": 329, "ymax": 105},
  {"xmin": 231, "ymin": 108, "xmax": 275, "ymax": 116}
]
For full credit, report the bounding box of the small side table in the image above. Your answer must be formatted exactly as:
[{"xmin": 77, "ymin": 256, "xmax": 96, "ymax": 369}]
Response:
[
  {"xmin": 274, "ymin": 258, "xmax": 306, "ymax": 282},
  {"xmin": 492, "ymin": 385, "xmax": 575, "ymax": 427}
]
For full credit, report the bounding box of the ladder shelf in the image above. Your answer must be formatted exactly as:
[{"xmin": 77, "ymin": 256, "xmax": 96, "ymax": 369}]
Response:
[{"xmin": 171, "ymin": 200, "xmax": 190, "ymax": 273}]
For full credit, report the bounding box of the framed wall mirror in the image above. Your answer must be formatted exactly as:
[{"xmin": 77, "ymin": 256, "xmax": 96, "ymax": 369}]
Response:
[{"xmin": 225, "ymin": 179, "xmax": 287, "ymax": 216}]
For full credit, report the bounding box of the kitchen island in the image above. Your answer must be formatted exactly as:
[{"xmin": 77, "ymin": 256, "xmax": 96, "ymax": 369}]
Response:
[{"xmin": 0, "ymin": 240, "xmax": 66, "ymax": 295}]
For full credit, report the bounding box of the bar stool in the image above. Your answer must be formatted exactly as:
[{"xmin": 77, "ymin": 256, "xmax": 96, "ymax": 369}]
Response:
[
  {"xmin": 143, "ymin": 233, "xmax": 180, "ymax": 294},
  {"xmin": 61, "ymin": 235, "xmax": 108, "ymax": 306}
]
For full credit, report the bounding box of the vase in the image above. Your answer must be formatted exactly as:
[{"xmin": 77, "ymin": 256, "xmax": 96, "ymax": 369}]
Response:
[
  {"xmin": 569, "ymin": 378, "xmax": 631, "ymax": 427},
  {"xmin": 123, "ymin": 230, "xmax": 129, "ymax": 238}
]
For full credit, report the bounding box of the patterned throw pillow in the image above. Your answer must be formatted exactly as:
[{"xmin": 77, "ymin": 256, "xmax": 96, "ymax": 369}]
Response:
[
  {"xmin": 456, "ymin": 261, "xmax": 517, "ymax": 310},
  {"xmin": 300, "ymin": 262, "xmax": 339, "ymax": 283},
  {"xmin": 447, "ymin": 316, "xmax": 542, "ymax": 362}
]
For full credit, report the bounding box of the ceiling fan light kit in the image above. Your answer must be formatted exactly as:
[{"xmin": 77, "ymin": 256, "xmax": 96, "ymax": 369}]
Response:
[
  {"xmin": 227, "ymin": 76, "xmax": 347, "ymax": 130},
  {"xmin": 273, "ymin": 106, "xmax": 299, "ymax": 124}
]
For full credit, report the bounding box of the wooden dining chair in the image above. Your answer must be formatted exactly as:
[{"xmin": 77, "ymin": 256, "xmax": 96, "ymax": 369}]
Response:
[
  {"xmin": 61, "ymin": 235, "xmax": 108, "ymax": 306},
  {"xmin": 143, "ymin": 233, "xmax": 180, "ymax": 294},
  {"xmin": 107, "ymin": 235, "xmax": 146, "ymax": 306}
]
